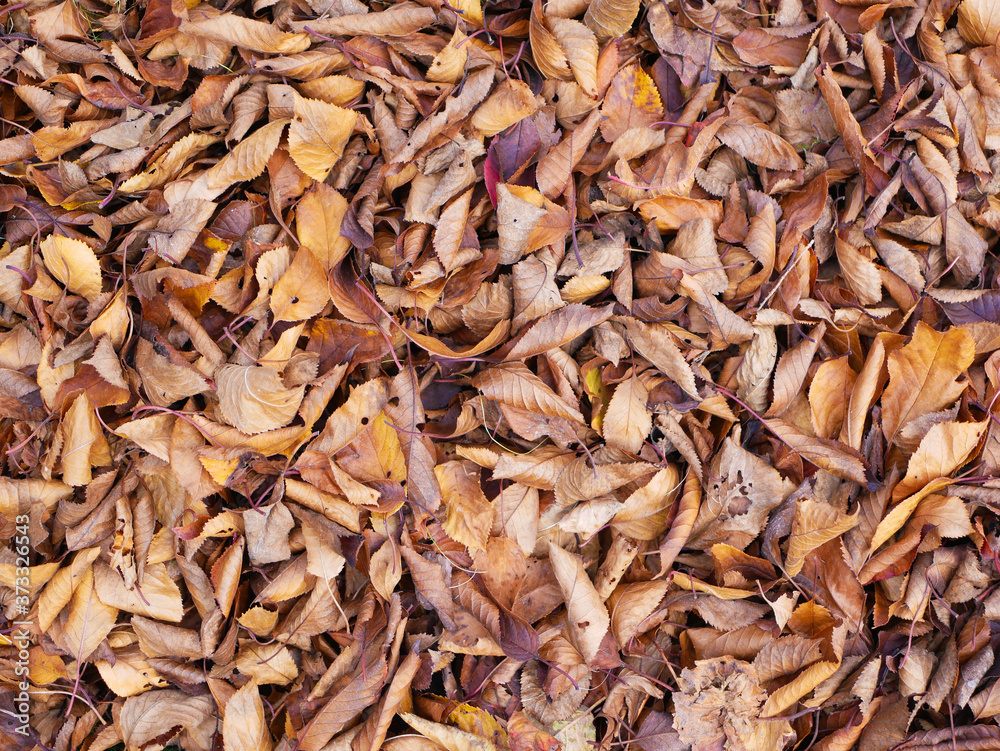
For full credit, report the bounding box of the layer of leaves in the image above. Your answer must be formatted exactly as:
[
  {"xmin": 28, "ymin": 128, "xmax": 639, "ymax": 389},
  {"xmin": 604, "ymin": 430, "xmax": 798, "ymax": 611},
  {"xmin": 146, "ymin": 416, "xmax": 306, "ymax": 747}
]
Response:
[{"xmin": 4, "ymin": 0, "xmax": 1000, "ymax": 749}]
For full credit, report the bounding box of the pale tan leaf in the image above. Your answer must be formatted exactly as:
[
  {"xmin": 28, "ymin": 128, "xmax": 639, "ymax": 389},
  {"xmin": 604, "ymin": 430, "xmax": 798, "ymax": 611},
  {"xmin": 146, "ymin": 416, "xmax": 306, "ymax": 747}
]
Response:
[
  {"xmin": 473, "ymin": 363, "xmax": 584, "ymax": 423},
  {"xmin": 767, "ymin": 322, "xmax": 826, "ymax": 417},
  {"xmin": 119, "ymin": 691, "xmax": 216, "ymax": 751},
  {"xmin": 766, "ymin": 418, "xmax": 869, "ymax": 485},
  {"xmin": 56, "ymin": 567, "xmax": 118, "ymax": 662},
  {"xmin": 496, "ymin": 184, "xmax": 551, "ymax": 265},
  {"xmin": 548, "ymin": 18, "xmax": 599, "ymax": 96},
  {"xmin": 603, "ymin": 372, "xmax": 652, "ymax": 453},
  {"xmin": 503, "ymin": 303, "xmax": 614, "ymax": 362},
  {"xmin": 433, "ymin": 188, "xmax": 477, "ymax": 273},
  {"xmin": 291, "ymin": 3, "xmax": 437, "ymax": 36},
  {"xmin": 536, "ymin": 107, "xmax": 602, "ymax": 199},
  {"xmin": 244, "ymin": 502, "xmax": 295, "ymax": 566},
  {"xmin": 206, "ymin": 119, "xmax": 286, "ymax": 189},
  {"xmin": 618, "ymin": 317, "xmax": 699, "ymax": 397},
  {"xmin": 835, "ymin": 236, "xmax": 883, "ymax": 306},
  {"xmin": 717, "ymin": 114, "xmax": 805, "ymax": 171},
  {"xmin": 224, "ymin": 680, "xmax": 272, "ymax": 751},
  {"xmin": 958, "ymin": 0, "xmax": 1000, "ymax": 54},
  {"xmin": 93, "ymin": 561, "xmax": 183, "ymax": 622},
  {"xmin": 180, "ymin": 13, "xmax": 311, "ymax": 54},
  {"xmin": 584, "ymin": 0, "xmax": 641, "ymax": 40},
  {"xmin": 609, "ymin": 581, "xmax": 667, "ymax": 644},
  {"xmin": 548, "ymin": 542, "xmax": 611, "ymax": 664}
]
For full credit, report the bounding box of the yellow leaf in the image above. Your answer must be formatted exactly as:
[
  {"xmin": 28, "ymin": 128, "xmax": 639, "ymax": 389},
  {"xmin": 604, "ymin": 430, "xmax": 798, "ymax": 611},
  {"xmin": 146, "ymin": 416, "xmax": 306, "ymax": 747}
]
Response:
[
  {"xmin": 270, "ymin": 247, "xmax": 330, "ymax": 322},
  {"xmin": 448, "ymin": 704, "xmax": 508, "ymax": 749},
  {"xmin": 672, "ymin": 572, "xmax": 755, "ymax": 600},
  {"xmin": 288, "ymin": 93, "xmax": 357, "ymax": 181},
  {"xmin": 609, "ymin": 580, "xmax": 668, "ymax": 644},
  {"xmin": 236, "ymin": 641, "xmax": 299, "ymax": 685},
  {"xmin": 892, "ymin": 420, "xmax": 987, "ymax": 502},
  {"xmin": 296, "ymin": 182, "xmax": 351, "ymax": 271},
  {"xmin": 0, "ymin": 478, "xmax": 73, "ymax": 518},
  {"xmin": 761, "ymin": 660, "xmax": 841, "ymax": 717},
  {"xmin": 881, "ymin": 323, "xmax": 974, "ymax": 446},
  {"xmin": 436, "ymin": 460, "xmax": 493, "ymax": 551},
  {"xmin": 238, "ymin": 605, "xmax": 279, "ymax": 637},
  {"xmin": 90, "ymin": 286, "xmax": 130, "ymax": 349},
  {"xmin": 427, "ymin": 27, "xmax": 468, "ymax": 84},
  {"xmin": 583, "ymin": 363, "xmax": 611, "ymax": 434},
  {"xmin": 401, "ymin": 713, "xmax": 496, "ymax": 751},
  {"xmin": 585, "ymin": 0, "xmax": 641, "ymax": 39},
  {"xmin": 809, "ymin": 357, "xmax": 858, "ymax": 440},
  {"xmin": 57, "ymin": 568, "xmax": 118, "ymax": 662},
  {"xmin": 37, "ymin": 547, "xmax": 101, "ymax": 632},
  {"xmin": 59, "ymin": 393, "xmax": 111, "ymax": 487},
  {"xmin": 868, "ymin": 477, "xmax": 954, "ymax": 555},
  {"xmin": 96, "ymin": 651, "xmax": 167, "ymax": 697},
  {"xmin": 471, "ymin": 78, "xmax": 538, "ymax": 137},
  {"xmin": 29, "ymin": 647, "xmax": 68, "ymax": 686},
  {"xmin": 611, "ymin": 465, "xmax": 680, "ymax": 540},
  {"xmin": 784, "ymin": 499, "xmax": 859, "ymax": 577},
  {"xmin": 453, "ymin": 0, "xmax": 483, "ymax": 23},
  {"xmin": 40, "ymin": 235, "xmax": 102, "ymax": 300},
  {"xmin": 298, "ymin": 75, "xmax": 366, "ymax": 106}
]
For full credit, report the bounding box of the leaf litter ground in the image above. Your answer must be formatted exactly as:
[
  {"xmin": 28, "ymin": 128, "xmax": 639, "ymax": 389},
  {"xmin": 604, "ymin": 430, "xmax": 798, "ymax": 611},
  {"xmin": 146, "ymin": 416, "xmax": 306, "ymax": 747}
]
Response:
[{"xmin": 5, "ymin": 0, "xmax": 1000, "ymax": 749}]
